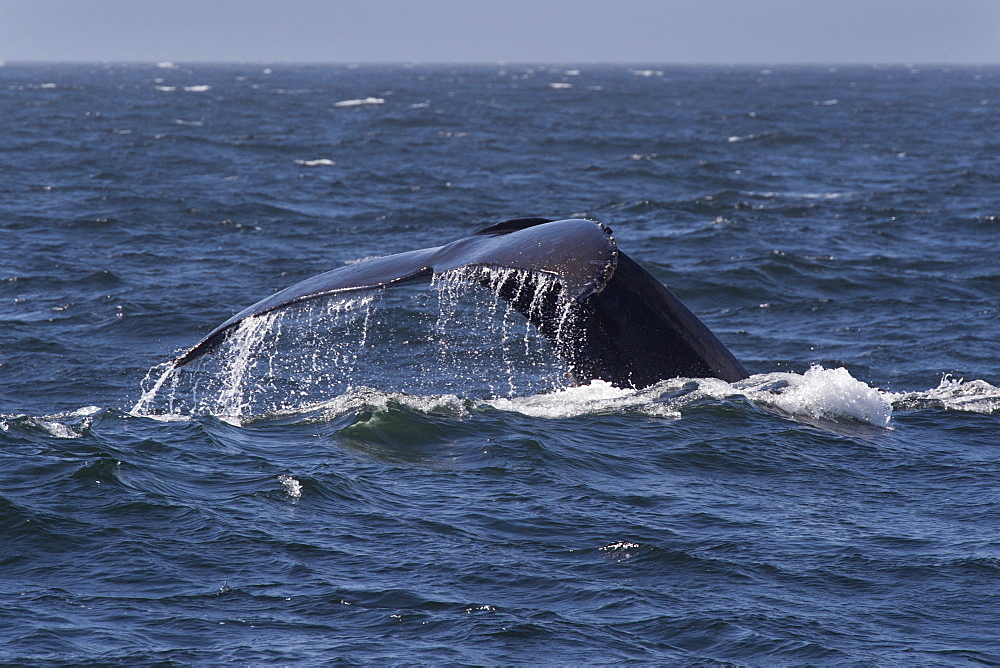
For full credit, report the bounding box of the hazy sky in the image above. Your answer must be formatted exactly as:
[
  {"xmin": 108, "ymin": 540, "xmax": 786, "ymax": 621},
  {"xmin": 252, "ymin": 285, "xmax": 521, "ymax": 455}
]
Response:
[{"xmin": 2, "ymin": 0, "xmax": 999, "ymax": 64}]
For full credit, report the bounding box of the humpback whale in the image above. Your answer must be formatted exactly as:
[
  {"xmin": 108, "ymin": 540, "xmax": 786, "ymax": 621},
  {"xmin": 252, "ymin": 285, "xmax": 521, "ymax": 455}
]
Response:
[{"xmin": 173, "ymin": 218, "xmax": 749, "ymax": 388}]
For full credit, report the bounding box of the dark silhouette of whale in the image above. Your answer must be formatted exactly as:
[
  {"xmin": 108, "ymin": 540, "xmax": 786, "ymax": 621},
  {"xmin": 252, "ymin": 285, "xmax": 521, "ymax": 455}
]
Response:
[{"xmin": 173, "ymin": 218, "xmax": 749, "ymax": 388}]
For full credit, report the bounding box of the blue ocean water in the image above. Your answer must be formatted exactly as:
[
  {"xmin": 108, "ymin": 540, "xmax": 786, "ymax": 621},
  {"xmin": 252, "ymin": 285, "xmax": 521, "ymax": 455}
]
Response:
[{"xmin": 2, "ymin": 63, "xmax": 999, "ymax": 663}]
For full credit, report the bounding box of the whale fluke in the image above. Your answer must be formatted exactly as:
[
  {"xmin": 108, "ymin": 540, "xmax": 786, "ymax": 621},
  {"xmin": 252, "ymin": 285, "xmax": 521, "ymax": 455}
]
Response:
[{"xmin": 172, "ymin": 218, "xmax": 748, "ymax": 387}]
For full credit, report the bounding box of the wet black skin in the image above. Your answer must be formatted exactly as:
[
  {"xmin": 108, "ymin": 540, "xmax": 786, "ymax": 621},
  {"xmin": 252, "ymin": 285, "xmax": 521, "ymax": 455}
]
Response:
[{"xmin": 174, "ymin": 218, "xmax": 749, "ymax": 388}]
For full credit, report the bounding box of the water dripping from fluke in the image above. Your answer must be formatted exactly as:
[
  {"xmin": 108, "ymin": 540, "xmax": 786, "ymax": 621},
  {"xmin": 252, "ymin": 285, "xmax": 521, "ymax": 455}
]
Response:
[{"xmin": 132, "ymin": 267, "xmax": 575, "ymax": 420}]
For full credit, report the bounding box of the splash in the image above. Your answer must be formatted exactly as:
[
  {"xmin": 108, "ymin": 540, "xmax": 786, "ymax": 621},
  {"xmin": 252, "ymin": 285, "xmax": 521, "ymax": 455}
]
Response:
[
  {"xmin": 277, "ymin": 475, "xmax": 303, "ymax": 500},
  {"xmin": 133, "ymin": 361, "xmax": 178, "ymax": 416},
  {"xmin": 132, "ymin": 293, "xmax": 379, "ymax": 419}
]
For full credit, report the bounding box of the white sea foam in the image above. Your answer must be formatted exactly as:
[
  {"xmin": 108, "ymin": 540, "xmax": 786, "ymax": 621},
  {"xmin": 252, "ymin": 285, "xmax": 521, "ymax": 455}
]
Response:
[
  {"xmin": 133, "ymin": 412, "xmax": 192, "ymax": 423},
  {"xmin": 294, "ymin": 158, "xmax": 336, "ymax": 167},
  {"xmin": 155, "ymin": 85, "xmax": 176, "ymax": 92},
  {"xmin": 486, "ymin": 380, "xmax": 636, "ymax": 418},
  {"xmin": 333, "ymin": 96, "xmax": 385, "ymax": 108},
  {"xmin": 183, "ymin": 85, "xmax": 211, "ymax": 92},
  {"xmin": 630, "ymin": 69, "xmax": 663, "ymax": 77},
  {"xmin": 485, "ymin": 380, "xmax": 682, "ymax": 420},
  {"xmin": 487, "ymin": 365, "xmax": 893, "ymax": 427},
  {"xmin": 156, "ymin": 61, "xmax": 177, "ymax": 69},
  {"xmin": 274, "ymin": 388, "xmax": 468, "ymax": 424},
  {"xmin": 890, "ymin": 376, "xmax": 1000, "ymax": 414},
  {"xmin": 549, "ymin": 82, "xmax": 573, "ymax": 89},
  {"xmin": 736, "ymin": 366, "xmax": 893, "ymax": 428}
]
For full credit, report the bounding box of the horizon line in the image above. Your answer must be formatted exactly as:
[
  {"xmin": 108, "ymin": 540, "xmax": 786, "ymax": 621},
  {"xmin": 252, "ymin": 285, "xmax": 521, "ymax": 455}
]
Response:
[{"xmin": 4, "ymin": 60, "xmax": 1000, "ymax": 68}]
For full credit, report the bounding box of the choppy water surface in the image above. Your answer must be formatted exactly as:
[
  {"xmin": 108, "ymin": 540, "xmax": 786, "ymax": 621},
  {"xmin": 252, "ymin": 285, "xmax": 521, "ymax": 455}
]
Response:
[{"xmin": 2, "ymin": 63, "xmax": 999, "ymax": 664}]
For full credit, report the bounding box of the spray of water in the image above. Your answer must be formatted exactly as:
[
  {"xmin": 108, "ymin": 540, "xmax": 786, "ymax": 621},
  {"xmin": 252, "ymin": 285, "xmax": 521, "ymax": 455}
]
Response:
[{"xmin": 131, "ymin": 268, "xmax": 578, "ymax": 420}]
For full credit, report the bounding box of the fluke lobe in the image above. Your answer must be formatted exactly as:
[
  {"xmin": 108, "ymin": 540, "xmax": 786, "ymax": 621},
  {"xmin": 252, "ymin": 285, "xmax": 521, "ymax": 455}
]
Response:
[{"xmin": 173, "ymin": 218, "xmax": 749, "ymax": 388}]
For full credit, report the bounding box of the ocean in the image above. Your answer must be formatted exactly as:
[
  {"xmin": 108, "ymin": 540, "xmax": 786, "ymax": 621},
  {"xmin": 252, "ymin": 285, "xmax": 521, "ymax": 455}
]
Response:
[{"xmin": 2, "ymin": 63, "xmax": 999, "ymax": 664}]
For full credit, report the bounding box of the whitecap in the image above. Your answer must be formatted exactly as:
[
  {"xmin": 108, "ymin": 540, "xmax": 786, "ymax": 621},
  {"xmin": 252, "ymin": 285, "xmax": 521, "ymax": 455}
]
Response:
[
  {"xmin": 746, "ymin": 190, "xmax": 849, "ymax": 200},
  {"xmin": 333, "ymin": 96, "xmax": 385, "ymax": 108},
  {"xmin": 735, "ymin": 366, "xmax": 893, "ymax": 428},
  {"xmin": 549, "ymin": 82, "xmax": 573, "ymax": 89},
  {"xmin": 727, "ymin": 132, "xmax": 778, "ymax": 143},
  {"xmin": 183, "ymin": 85, "xmax": 211, "ymax": 92},
  {"xmin": 155, "ymin": 85, "xmax": 176, "ymax": 92},
  {"xmin": 891, "ymin": 376, "xmax": 1000, "ymax": 414},
  {"xmin": 156, "ymin": 61, "xmax": 177, "ymax": 69},
  {"xmin": 294, "ymin": 158, "xmax": 336, "ymax": 167}
]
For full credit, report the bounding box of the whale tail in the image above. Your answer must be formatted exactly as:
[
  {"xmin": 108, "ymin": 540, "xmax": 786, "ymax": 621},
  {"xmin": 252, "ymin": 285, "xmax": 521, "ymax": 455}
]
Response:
[{"xmin": 172, "ymin": 218, "xmax": 748, "ymax": 387}]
